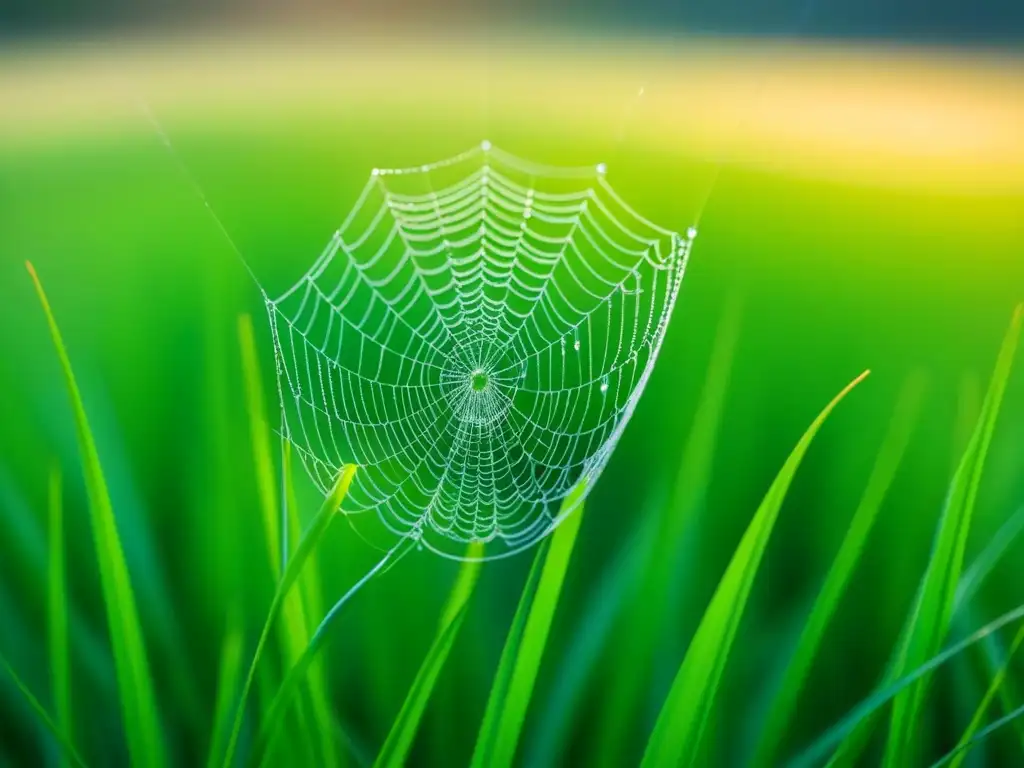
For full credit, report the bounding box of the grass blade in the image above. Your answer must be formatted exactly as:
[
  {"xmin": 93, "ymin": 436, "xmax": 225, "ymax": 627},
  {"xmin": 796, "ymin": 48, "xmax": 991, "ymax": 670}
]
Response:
[
  {"xmin": 48, "ymin": 465, "xmax": 73, "ymax": 768},
  {"xmin": 594, "ymin": 296, "xmax": 741, "ymax": 768},
  {"xmin": 27, "ymin": 262, "xmax": 165, "ymax": 768},
  {"xmin": 826, "ymin": 502, "xmax": 1024, "ymax": 768},
  {"xmin": 471, "ymin": 539, "xmax": 550, "ymax": 768},
  {"xmin": 238, "ymin": 318, "xmax": 341, "ymax": 766},
  {"xmin": 206, "ymin": 612, "xmax": 245, "ymax": 768},
  {"xmin": 752, "ymin": 373, "xmax": 925, "ymax": 767},
  {"xmin": 282, "ymin": 440, "xmax": 341, "ymax": 768},
  {"xmin": 789, "ymin": 601, "xmax": 1024, "ymax": 768},
  {"xmin": 1, "ymin": 655, "xmax": 89, "ymax": 768},
  {"xmin": 641, "ymin": 369, "xmax": 870, "ymax": 768},
  {"xmin": 373, "ymin": 542, "xmax": 485, "ymax": 768},
  {"xmin": 238, "ymin": 314, "xmax": 281, "ymax": 577},
  {"xmin": 883, "ymin": 305, "xmax": 1021, "ymax": 767},
  {"xmin": 930, "ymin": 700, "xmax": 1024, "ymax": 768},
  {"xmin": 486, "ymin": 480, "xmax": 589, "ymax": 768},
  {"xmin": 220, "ymin": 463, "xmax": 358, "ymax": 768},
  {"xmin": 946, "ymin": 622, "xmax": 1024, "ymax": 768}
]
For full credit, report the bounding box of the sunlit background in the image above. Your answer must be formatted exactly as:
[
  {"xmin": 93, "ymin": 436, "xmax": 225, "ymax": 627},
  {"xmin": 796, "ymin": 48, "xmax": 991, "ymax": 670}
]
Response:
[{"xmin": 1, "ymin": 1, "xmax": 1023, "ymax": 766}]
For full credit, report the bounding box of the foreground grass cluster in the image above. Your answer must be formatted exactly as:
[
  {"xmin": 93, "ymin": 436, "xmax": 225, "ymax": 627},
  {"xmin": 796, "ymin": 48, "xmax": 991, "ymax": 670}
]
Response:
[{"xmin": 3, "ymin": 258, "xmax": 1022, "ymax": 767}]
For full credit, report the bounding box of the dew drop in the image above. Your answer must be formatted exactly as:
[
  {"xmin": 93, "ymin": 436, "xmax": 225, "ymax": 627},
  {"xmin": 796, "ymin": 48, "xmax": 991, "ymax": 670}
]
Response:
[
  {"xmin": 481, "ymin": 139, "xmax": 492, "ymax": 151},
  {"xmin": 600, "ymin": 377, "xmax": 609, "ymax": 394},
  {"xmin": 574, "ymin": 339, "xmax": 581, "ymax": 351},
  {"xmin": 687, "ymin": 226, "xmax": 698, "ymax": 240}
]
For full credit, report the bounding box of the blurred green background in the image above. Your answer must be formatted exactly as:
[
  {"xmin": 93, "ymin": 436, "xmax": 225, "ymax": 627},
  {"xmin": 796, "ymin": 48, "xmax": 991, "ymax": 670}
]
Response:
[{"xmin": 1, "ymin": 31, "xmax": 1023, "ymax": 767}]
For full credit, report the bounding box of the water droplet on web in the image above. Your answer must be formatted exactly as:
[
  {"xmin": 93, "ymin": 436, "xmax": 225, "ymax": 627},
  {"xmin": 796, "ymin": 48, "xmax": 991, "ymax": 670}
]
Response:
[
  {"xmin": 687, "ymin": 226, "xmax": 698, "ymax": 240},
  {"xmin": 574, "ymin": 339, "xmax": 581, "ymax": 351},
  {"xmin": 573, "ymin": 329, "xmax": 581, "ymax": 351},
  {"xmin": 600, "ymin": 377, "xmax": 609, "ymax": 394},
  {"xmin": 560, "ymin": 338, "xmax": 567, "ymax": 356}
]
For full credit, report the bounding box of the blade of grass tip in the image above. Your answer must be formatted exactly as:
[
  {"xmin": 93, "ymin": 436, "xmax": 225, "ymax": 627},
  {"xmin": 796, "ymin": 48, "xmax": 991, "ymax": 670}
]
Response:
[
  {"xmin": 2, "ymin": 655, "xmax": 89, "ymax": 768},
  {"xmin": 930, "ymin": 701, "xmax": 1024, "ymax": 768},
  {"xmin": 946, "ymin": 622, "xmax": 1024, "ymax": 768},
  {"xmin": 884, "ymin": 305, "xmax": 1021, "ymax": 767},
  {"xmin": 788, "ymin": 601, "xmax": 1024, "ymax": 768},
  {"xmin": 373, "ymin": 541, "xmax": 485, "ymax": 768},
  {"xmin": 642, "ymin": 370, "xmax": 870, "ymax": 768},
  {"xmin": 206, "ymin": 610, "xmax": 245, "ymax": 768},
  {"xmin": 48, "ymin": 464, "xmax": 73, "ymax": 768},
  {"xmin": 595, "ymin": 294, "xmax": 741, "ymax": 768},
  {"xmin": 220, "ymin": 463, "xmax": 357, "ymax": 768},
  {"xmin": 471, "ymin": 539, "xmax": 551, "ymax": 768},
  {"xmin": 282, "ymin": 440, "xmax": 342, "ymax": 768},
  {"xmin": 752, "ymin": 373, "xmax": 926, "ymax": 767},
  {"xmin": 826, "ymin": 501, "xmax": 1024, "ymax": 768},
  {"xmin": 27, "ymin": 262, "xmax": 165, "ymax": 768},
  {"xmin": 486, "ymin": 480, "xmax": 590, "ymax": 768}
]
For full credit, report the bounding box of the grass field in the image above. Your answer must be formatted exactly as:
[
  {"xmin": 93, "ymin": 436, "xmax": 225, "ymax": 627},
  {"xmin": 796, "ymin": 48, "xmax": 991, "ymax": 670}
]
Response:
[{"xmin": 1, "ymin": 32, "xmax": 1023, "ymax": 767}]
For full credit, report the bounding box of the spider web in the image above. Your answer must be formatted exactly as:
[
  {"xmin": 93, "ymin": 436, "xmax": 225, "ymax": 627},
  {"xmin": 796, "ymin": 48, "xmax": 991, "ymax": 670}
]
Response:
[{"xmin": 266, "ymin": 142, "xmax": 695, "ymax": 560}]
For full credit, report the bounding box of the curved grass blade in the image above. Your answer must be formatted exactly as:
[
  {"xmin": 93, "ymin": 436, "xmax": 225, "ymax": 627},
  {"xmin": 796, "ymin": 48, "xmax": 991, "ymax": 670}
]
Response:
[
  {"xmin": 471, "ymin": 539, "xmax": 550, "ymax": 768},
  {"xmin": 593, "ymin": 296, "xmax": 745, "ymax": 768},
  {"xmin": 485, "ymin": 481, "xmax": 589, "ymax": 768},
  {"xmin": 641, "ymin": 370, "xmax": 871, "ymax": 768},
  {"xmin": 826, "ymin": 504, "xmax": 1024, "ymax": 768},
  {"xmin": 220, "ymin": 463, "xmax": 357, "ymax": 768},
  {"xmin": 373, "ymin": 542, "xmax": 485, "ymax": 768},
  {"xmin": 594, "ymin": 295, "xmax": 741, "ymax": 768},
  {"xmin": 27, "ymin": 262, "xmax": 165, "ymax": 768},
  {"xmin": 883, "ymin": 305, "xmax": 1021, "ymax": 767},
  {"xmin": 1, "ymin": 654, "xmax": 89, "ymax": 768},
  {"xmin": 249, "ymin": 533, "xmax": 411, "ymax": 768},
  {"xmin": 752, "ymin": 373, "xmax": 925, "ymax": 767},
  {"xmin": 206, "ymin": 611, "xmax": 245, "ymax": 768},
  {"xmin": 48, "ymin": 465, "xmax": 73, "ymax": 768},
  {"xmin": 946, "ymin": 622, "xmax": 1024, "ymax": 768},
  {"xmin": 282, "ymin": 440, "xmax": 341, "ymax": 768},
  {"xmin": 789, "ymin": 601, "xmax": 1024, "ymax": 767},
  {"xmin": 930, "ymin": 701, "xmax": 1024, "ymax": 768}
]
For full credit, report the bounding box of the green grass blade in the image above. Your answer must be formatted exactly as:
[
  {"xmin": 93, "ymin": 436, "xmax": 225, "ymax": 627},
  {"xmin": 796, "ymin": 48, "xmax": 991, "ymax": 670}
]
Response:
[
  {"xmin": 642, "ymin": 369, "xmax": 870, "ymax": 768},
  {"xmin": 595, "ymin": 296, "xmax": 741, "ymax": 768},
  {"xmin": 883, "ymin": 305, "xmax": 1021, "ymax": 767},
  {"xmin": 282, "ymin": 440, "xmax": 341, "ymax": 768},
  {"xmin": 487, "ymin": 481, "xmax": 589, "ymax": 768},
  {"xmin": 238, "ymin": 319, "xmax": 341, "ymax": 766},
  {"xmin": 930, "ymin": 701, "xmax": 1024, "ymax": 768},
  {"xmin": 825, "ymin": 502, "xmax": 1024, "ymax": 768},
  {"xmin": 27, "ymin": 262, "xmax": 165, "ymax": 768},
  {"xmin": 373, "ymin": 542, "xmax": 485, "ymax": 768},
  {"xmin": 947, "ymin": 622, "xmax": 1024, "ymax": 768},
  {"xmin": 789, "ymin": 601, "xmax": 1024, "ymax": 768},
  {"xmin": 1, "ymin": 654, "xmax": 89, "ymax": 768},
  {"xmin": 238, "ymin": 314, "xmax": 282, "ymax": 579},
  {"xmin": 47, "ymin": 465, "xmax": 73, "ymax": 768},
  {"xmin": 752, "ymin": 373, "xmax": 925, "ymax": 767},
  {"xmin": 220, "ymin": 463, "xmax": 357, "ymax": 768},
  {"xmin": 471, "ymin": 539, "xmax": 549, "ymax": 768},
  {"xmin": 248, "ymin": 532, "xmax": 410, "ymax": 768},
  {"xmin": 206, "ymin": 611, "xmax": 245, "ymax": 768}
]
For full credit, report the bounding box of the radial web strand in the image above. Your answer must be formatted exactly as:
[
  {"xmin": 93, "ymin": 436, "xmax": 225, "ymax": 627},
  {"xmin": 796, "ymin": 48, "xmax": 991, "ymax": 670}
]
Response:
[{"xmin": 266, "ymin": 142, "xmax": 696, "ymax": 560}]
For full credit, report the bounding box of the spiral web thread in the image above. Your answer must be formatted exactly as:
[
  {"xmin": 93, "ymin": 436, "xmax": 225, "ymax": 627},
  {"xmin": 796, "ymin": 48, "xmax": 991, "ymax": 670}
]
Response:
[{"xmin": 266, "ymin": 142, "xmax": 695, "ymax": 560}]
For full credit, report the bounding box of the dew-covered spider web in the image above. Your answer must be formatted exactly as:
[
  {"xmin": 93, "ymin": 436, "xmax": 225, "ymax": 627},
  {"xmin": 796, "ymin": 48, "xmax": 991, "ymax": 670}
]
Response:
[{"xmin": 266, "ymin": 142, "xmax": 696, "ymax": 560}]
